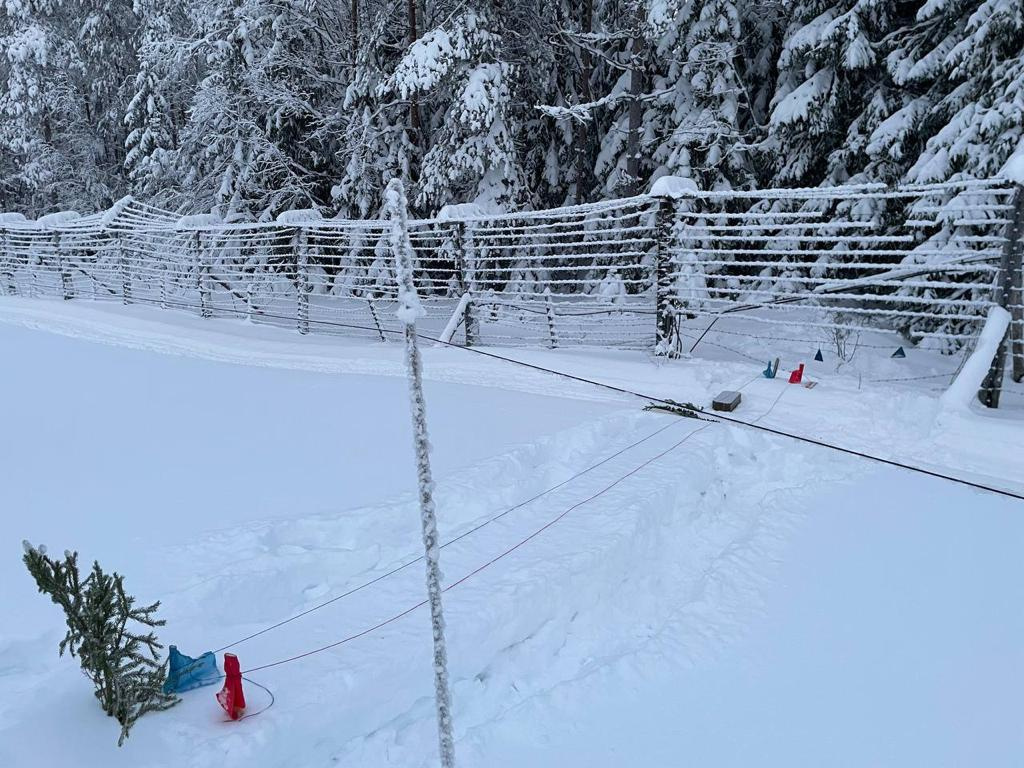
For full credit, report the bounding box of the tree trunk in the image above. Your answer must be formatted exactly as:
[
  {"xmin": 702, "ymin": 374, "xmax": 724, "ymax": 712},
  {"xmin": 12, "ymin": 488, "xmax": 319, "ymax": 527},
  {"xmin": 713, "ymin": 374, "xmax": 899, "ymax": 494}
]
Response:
[
  {"xmin": 407, "ymin": 0, "xmax": 423, "ymax": 151},
  {"xmin": 626, "ymin": 37, "xmax": 644, "ymax": 196},
  {"xmin": 575, "ymin": 0, "xmax": 594, "ymax": 203},
  {"xmin": 351, "ymin": 0, "xmax": 359, "ymax": 65}
]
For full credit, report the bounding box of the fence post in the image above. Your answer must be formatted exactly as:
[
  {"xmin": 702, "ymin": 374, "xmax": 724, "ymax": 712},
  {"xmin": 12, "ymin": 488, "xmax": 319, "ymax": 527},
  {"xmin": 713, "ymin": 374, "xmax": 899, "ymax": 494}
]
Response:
[
  {"xmin": 1009, "ymin": 196, "xmax": 1024, "ymax": 383},
  {"xmin": 366, "ymin": 299, "xmax": 386, "ymax": 341},
  {"xmin": 119, "ymin": 243, "xmax": 132, "ymax": 305},
  {"xmin": 294, "ymin": 227, "xmax": 310, "ymax": 334},
  {"xmin": 438, "ymin": 205, "xmax": 483, "ymax": 347},
  {"xmin": 0, "ymin": 228, "xmax": 12, "ymax": 295},
  {"xmin": 544, "ymin": 286, "xmax": 559, "ymax": 348},
  {"xmin": 452, "ymin": 221, "xmax": 480, "ymax": 346},
  {"xmin": 28, "ymin": 237, "xmax": 39, "ymax": 297},
  {"xmin": 160, "ymin": 256, "xmax": 169, "ymax": 309},
  {"xmin": 55, "ymin": 231, "xmax": 74, "ymax": 300},
  {"xmin": 192, "ymin": 231, "xmax": 212, "ymax": 318},
  {"xmin": 654, "ymin": 194, "xmax": 680, "ymax": 357},
  {"xmin": 979, "ymin": 185, "xmax": 1024, "ymax": 407}
]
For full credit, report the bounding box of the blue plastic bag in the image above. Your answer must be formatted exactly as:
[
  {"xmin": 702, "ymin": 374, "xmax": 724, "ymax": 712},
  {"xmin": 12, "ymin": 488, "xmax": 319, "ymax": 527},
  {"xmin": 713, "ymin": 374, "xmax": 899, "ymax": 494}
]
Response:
[{"xmin": 163, "ymin": 646, "xmax": 221, "ymax": 694}]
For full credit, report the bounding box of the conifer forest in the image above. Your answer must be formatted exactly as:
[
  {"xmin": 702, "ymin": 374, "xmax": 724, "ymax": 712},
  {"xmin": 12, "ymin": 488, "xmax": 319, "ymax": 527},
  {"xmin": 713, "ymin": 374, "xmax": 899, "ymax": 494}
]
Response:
[{"xmin": 3, "ymin": 1, "xmax": 1024, "ymax": 220}]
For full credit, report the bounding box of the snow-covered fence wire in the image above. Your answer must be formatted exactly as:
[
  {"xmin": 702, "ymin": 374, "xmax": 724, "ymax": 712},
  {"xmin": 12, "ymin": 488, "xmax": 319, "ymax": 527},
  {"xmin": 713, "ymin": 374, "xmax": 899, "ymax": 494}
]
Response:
[
  {"xmin": 0, "ymin": 179, "xmax": 1021, "ymax": 376},
  {"xmin": 651, "ymin": 177, "xmax": 1022, "ymax": 359}
]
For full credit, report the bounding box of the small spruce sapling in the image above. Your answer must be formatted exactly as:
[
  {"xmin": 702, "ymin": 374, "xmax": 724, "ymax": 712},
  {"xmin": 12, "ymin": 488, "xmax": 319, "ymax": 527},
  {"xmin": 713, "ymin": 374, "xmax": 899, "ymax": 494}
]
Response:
[{"xmin": 22, "ymin": 542, "xmax": 178, "ymax": 745}]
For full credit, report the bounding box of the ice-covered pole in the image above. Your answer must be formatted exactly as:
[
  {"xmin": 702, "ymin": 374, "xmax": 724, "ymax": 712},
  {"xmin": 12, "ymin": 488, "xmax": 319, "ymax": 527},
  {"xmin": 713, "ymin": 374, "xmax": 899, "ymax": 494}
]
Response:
[{"xmin": 384, "ymin": 178, "xmax": 456, "ymax": 768}]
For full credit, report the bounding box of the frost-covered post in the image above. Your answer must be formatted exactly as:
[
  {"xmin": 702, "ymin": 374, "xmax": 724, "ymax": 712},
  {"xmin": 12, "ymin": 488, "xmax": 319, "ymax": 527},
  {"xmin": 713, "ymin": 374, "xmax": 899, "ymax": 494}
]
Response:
[
  {"xmin": 385, "ymin": 178, "xmax": 456, "ymax": 768},
  {"xmin": 653, "ymin": 194, "xmax": 679, "ymax": 356},
  {"xmin": 0, "ymin": 214, "xmax": 30, "ymax": 295},
  {"xmin": 177, "ymin": 214, "xmax": 220, "ymax": 317},
  {"xmin": 37, "ymin": 212, "xmax": 78, "ymax": 300},
  {"xmin": 650, "ymin": 176, "xmax": 698, "ymax": 357},
  {"xmin": 980, "ymin": 185, "xmax": 1024, "ymax": 406},
  {"xmin": 52, "ymin": 231, "xmax": 75, "ymax": 300},
  {"xmin": 277, "ymin": 209, "xmax": 324, "ymax": 335},
  {"xmin": 543, "ymin": 286, "xmax": 559, "ymax": 348},
  {"xmin": 296, "ymin": 229, "xmax": 310, "ymax": 334},
  {"xmin": 1006, "ymin": 187, "xmax": 1024, "ymax": 383},
  {"xmin": 366, "ymin": 299, "xmax": 386, "ymax": 342},
  {"xmin": 159, "ymin": 256, "xmax": 169, "ymax": 310},
  {"xmin": 439, "ymin": 205, "xmax": 483, "ymax": 347},
  {"xmin": 192, "ymin": 232, "xmax": 212, "ymax": 318},
  {"xmin": 450, "ymin": 222, "xmax": 481, "ymax": 345},
  {"xmin": 0, "ymin": 227, "xmax": 12, "ymax": 295},
  {"xmin": 119, "ymin": 244, "xmax": 132, "ymax": 305},
  {"xmin": 28, "ymin": 239, "xmax": 40, "ymax": 298}
]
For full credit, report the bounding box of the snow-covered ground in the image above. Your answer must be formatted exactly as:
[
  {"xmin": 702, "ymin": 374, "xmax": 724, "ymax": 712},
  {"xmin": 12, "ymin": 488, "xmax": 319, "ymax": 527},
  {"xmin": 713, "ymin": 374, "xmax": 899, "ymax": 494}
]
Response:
[{"xmin": 0, "ymin": 297, "xmax": 1021, "ymax": 767}]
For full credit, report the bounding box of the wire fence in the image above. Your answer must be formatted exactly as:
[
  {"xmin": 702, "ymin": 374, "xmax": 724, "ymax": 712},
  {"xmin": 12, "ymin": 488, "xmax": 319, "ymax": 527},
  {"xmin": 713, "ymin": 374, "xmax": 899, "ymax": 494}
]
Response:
[{"xmin": 0, "ymin": 178, "xmax": 1021, "ymax": 365}]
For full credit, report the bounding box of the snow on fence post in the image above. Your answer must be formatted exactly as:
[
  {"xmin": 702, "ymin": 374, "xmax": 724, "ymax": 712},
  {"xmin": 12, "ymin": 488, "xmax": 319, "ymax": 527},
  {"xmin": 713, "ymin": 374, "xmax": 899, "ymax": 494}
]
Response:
[
  {"xmin": 1007, "ymin": 188, "xmax": 1024, "ymax": 384},
  {"xmin": 385, "ymin": 178, "xmax": 457, "ymax": 768},
  {"xmin": 28, "ymin": 239, "xmax": 39, "ymax": 298},
  {"xmin": 37, "ymin": 212, "xmax": 79, "ymax": 301},
  {"xmin": 944, "ymin": 306, "xmax": 1011, "ymax": 412},
  {"xmin": 159, "ymin": 253, "xmax": 169, "ymax": 310},
  {"xmin": 438, "ymin": 204, "xmax": 483, "ymax": 346},
  {"xmin": 650, "ymin": 176, "xmax": 695, "ymax": 357},
  {"xmin": 367, "ymin": 300, "xmax": 386, "ymax": 341},
  {"xmin": 190, "ymin": 231, "xmax": 212, "ymax": 318},
  {"xmin": 197, "ymin": 233, "xmax": 211, "ymax": 318},
  {"xmin": 0, "ymin": 229, "xmax": 6, "ymax": 296},
  {"xmin": 55, "ymin": 232, "xmax": 75, "ymax": 300},
  {"xmin": 98, "ymin": 197, "xmax": 133, "ymax": 304},
  {"xmin": 178, "ymin": 214, "xmax": 221, "ymax": 318},
  {"xmin": 119, "ymin": 243, "xmax": 132, "ymax": 305},
  {"xmin": 456, "ymin": 223, "xmax": 478, "ymax": 345},
  {"xmin": 544, "ymin": 286, "xmax": 559, "ymax": 348},
  {"xmin": 979, "ymin": 185, "xmax": 1024, "ymax": 407},
  {"xmin": 296, "ymin": 231, "xmax": 309, "ymax": 334},
  {"xmin": 277, "ymin": 210, "xmax": 323, "ymax": 335}
]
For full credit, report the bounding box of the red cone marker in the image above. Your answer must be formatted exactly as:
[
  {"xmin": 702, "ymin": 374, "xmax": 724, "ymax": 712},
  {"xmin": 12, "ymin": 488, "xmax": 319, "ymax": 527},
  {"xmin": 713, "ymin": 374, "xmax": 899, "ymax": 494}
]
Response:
[{"xmin": 216, "ymin": 653, "xmax": 246, "ymax": 720}]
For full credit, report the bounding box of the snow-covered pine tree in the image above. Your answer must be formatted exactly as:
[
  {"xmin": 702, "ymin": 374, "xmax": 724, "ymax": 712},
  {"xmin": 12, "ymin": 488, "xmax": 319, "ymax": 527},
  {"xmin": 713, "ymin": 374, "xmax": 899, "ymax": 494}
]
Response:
[
  {"xmin": 123, "ymin": 0, "xmax": 197, "ymax": 201},
  {"xmin": 897, "ymin": 0, "xmax": 1024, "ymax": 185},
  {"xmin": 530, "ymin": 0, "xmax": 606, "ymax": 205},
  {"xmin": 331, "ymin": 9, "xmax": 418, "ymax": 219},
  {"xmin": 173, "ymin": 0, "xmax": 337, "ymax": 219},
  {"xmin": 768, "ymin": 1, "xmax": 900, "ymax": 187},
  {"xmin": 22, "ymin": 542, "xmax": 178, "ymax": 746},
  {"xmin": 385, "ymin": 7, "xmax": 526, "ymax": 213},
  {"xmin": 647, "ymin": 0, "xmax": 756, "ymax": 191},
  {"xmin": 873, "ymin": 0, "xmax": 1024, "ymax": 344},
  {"xmin": 0, "ymin": 0, "xmax": 140, "ymax": 213}
]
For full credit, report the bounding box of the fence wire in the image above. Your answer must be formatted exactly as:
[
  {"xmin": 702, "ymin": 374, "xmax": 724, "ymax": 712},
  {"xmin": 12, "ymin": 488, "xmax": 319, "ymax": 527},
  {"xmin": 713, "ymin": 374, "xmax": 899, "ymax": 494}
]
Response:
[{"xmin": 0, "ymin": 179, "xmax": 1018, "ymax": 357}]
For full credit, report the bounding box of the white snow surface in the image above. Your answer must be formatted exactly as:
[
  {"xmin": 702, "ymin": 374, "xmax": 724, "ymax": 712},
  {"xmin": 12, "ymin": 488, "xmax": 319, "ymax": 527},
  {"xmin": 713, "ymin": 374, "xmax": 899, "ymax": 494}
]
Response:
[{"xmin": 0, "ymin": 297, "xmax": 1021, "ymax": 767}]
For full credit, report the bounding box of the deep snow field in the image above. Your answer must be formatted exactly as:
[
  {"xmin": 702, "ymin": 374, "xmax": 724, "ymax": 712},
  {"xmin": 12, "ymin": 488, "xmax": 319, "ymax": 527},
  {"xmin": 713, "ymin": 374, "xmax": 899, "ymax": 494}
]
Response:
[{"xmin": 0, "ymin": 297, "xmax": 1022, "ymax": 767}]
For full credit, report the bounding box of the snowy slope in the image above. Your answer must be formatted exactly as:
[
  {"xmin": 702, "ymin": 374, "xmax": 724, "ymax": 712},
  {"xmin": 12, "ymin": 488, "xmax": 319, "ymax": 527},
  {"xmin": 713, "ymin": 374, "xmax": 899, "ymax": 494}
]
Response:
[{"xmin": 0, "ymin": 298, "xmax": 1021, "ymax": 767}]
